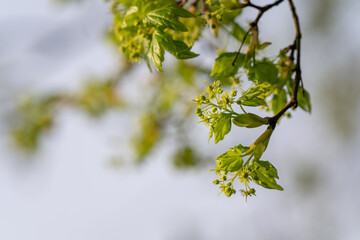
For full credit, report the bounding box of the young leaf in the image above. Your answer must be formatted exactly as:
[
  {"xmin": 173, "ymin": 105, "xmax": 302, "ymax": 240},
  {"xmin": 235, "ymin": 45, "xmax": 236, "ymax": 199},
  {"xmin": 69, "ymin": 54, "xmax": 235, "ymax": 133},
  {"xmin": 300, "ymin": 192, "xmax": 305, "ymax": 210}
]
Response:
[
  {"xmin": 250, "ymin": 160, "xmax": 283, "ymax": 190},
  {"xmin": 253, "ymin": 127, "xmax": 273, "ymax": 160},
  {"xmin": 211, "ymin": 52, "xmax": 245, "ymax": 80},
  {"xmin": 236, "ymin": 86, "xmax": 268, "ymax": 107},
  {"xmin": 287, "ymin": 82, "xmax": 311, "ymax": 113},
  {"xmin": 272, "ymin": 89, "xmax": 287, "ymax": 115},
  {"xmin": 145, "ymin": 8, "xmax": 188, "ymax": 31},
  {"xmin": 257, "ymin": 42, "xmax": 272, "ymax": 50},
  {"xmin": 169, "ymin": 4, "xmax": 196, "ymax": 18},
  {"xmin": 255, "ymin": 160, "xmax": 279, "ymax": 179},
  {"xmin": 216, "ymin": 144, "xmax": 249, "ymax": 172},
  {"xmin": 173, "ymin": 40, "xmax": 199, "ymax": 59},
  {"xmin": 213, "ymin": 113, "xmax": 232, "ymax": 143},
  {"xmin": 147, "ymin": 30, "xmax": 166, "ymax": 72},
  {"xmin": 252, "ymin": 59, "xmax": 279, "ymax": 84},
  {"xmin": 232, "ymin": 113, "xmax": 268, "ymax": 128},
  {"xmin": 147, "ymin": 29, "xmax": 199, "ymax": 71},
  {"xmin": 231, "ymin": 22, "xmax": 250, "ymax": 44},
  {"xmin": 297, "ymin": 88, "xmax": 311, "ymax": 113}
]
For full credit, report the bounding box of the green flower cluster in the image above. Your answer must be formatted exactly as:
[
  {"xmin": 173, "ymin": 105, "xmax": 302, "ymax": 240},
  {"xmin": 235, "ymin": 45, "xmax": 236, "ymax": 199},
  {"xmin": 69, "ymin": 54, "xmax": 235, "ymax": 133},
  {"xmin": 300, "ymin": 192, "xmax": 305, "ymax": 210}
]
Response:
[
  {"xmin": 194, "ymin": 80, "xmax": 240, "ymax": 142},
  {"xmin": 211, "ymin": 143, "xmax": 283, "ymax": 200},
  {"xmin": 212, "ymin": 161, "xmax": 256, "ymax": 199}
]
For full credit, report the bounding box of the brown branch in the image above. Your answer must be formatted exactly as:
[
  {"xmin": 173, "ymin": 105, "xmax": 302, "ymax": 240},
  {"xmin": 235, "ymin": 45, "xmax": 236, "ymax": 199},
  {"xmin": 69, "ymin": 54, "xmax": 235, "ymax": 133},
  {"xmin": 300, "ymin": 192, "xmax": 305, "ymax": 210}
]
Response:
[
  {"xmin": 268, "ymin": 0, "xmax": 302, "ymax": 128},
  {"xmin": 232, "ymin": 0, "xmax": 285, "ymax": 65},
  {"xmin": 244, "ymin": 0, "xmax": 285, "ymax": 27}
]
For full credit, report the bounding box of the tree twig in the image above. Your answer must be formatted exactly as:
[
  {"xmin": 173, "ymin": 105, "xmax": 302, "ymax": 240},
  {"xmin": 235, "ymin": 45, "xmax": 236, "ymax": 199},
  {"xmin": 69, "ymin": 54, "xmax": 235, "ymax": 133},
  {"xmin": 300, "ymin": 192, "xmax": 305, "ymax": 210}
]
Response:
[
  {"xmin": 232, "ymin": 28, "xmax": 251, "ymax": 66},
  {"xmin": 268, "ymin": 0, "xmax": 302, "ymax": 128},
  {"xmin": 232, "ymin": 0, "xmax": 285, "ymax": 65}
]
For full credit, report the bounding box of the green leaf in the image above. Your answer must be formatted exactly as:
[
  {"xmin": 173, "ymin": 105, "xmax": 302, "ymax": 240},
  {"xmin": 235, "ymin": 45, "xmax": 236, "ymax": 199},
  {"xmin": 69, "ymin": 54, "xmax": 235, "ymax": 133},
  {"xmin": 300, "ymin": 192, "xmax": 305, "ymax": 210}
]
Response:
[
  {"xmin": 213, "ymin": 113, "xmax": 232, "ymax": 143},
  {"xmin": 253, "ymin": 127, "xmax": 273, "ymax": 160},
  {"xmin": 233, "ymin": 113, "xmax": 268, "ymax": 128},
  {"xmin": 297, "ymin": 88, "xmax": 311, "ymax": 113},
  {"xmin": 252, "ymin": 59, "xmax": 279, "ymax": 84},
  {"xmin": 147, "ymin": 30, "xmax": 199, "ymax": 71},
  {"xmin": 145, "ymin": 7, "xmax": 188, "ymax": 31},
  {"xmin": 230, "ymin": 22, "xmax": 250, "ymax": 44},
  {"xmin": 256, "ymin": 160, "xmax": 279, "ymax": 179},
  {"xmin": 173, "ymin": 41, "xmax": 199, "ymax": 59},
  {"xmin": 122, "ymin": 6, "xmax": 140, "ymax": 27},
  {"xmin": 211, "ymin": 52, "xmax": 245, "ymax": 80},
  {"xmin": 272, "ymin": 89, "xmax": 287, "ymax": 115},
  {"xmin": 216, "ymin": 144, "xmax": 249, "ymax": 172},
  {"xmin": 169, "ymin": 4, "xmax": 195, "ymax": 18},
  {"xmin": 250, "ymin": 160, "xmax": 283, "ymax": 190},
  {"xmin": 147, "ymin": 30, "xmax": 166, "ymax": 72},
  {"xmin": 237, "ymin": 86, "xmax": 268, "ymax": 107},
  {"xmin": 287, "ymin": 81, "xmax": 311, "ymax": 113},
  {"xmin": 258, "ymin": 42, "xmax": 271, "ymax": 50}
]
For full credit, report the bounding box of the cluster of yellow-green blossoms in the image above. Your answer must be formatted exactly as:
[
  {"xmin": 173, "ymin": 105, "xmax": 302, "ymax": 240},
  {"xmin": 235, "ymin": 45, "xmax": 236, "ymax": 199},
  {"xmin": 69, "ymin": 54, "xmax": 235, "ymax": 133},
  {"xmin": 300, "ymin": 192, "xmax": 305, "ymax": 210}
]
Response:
[
  {"xmin": 193, "ymin": 80, "xmax": 238, "ymax": 128},
  {"xmin": 212, "ymin": 161, "xmax": 256, "ymax": 199}
]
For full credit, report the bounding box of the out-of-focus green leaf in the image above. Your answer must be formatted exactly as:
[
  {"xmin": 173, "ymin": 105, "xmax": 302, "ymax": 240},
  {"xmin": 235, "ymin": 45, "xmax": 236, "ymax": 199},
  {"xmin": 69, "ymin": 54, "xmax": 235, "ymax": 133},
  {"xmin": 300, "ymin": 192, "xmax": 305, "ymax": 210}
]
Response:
[
  {"xmin": 213, "ymin": 112, "xmax": 232, "ymax": 143},
  {"xmin": 147, "ymin": 30, "xmax": 166, "ymax": 71},
  {"xmin": 230, "ymin": 22, "xmax": 250, "ymax": 44},
  {"xmin": 133, "ymin": 113, "xmax": 162, "ymax": 162},
  {"xmin": 257, "ymin": 42, "xmax": 272, "ymax": 50},
  {"xmin": 272, "ymin": 89, "xmax": 287, "ymax": 115},
  {"xmin": 297, "ymin": 87, "xmax": 311, "ymax": 113},
  {"xmin": 211, "ymin": 52, "xmax": 245, "ymax": 80},
  {"xmin": 147, "ymin": 29, "xmax": 198, "ymax": 71},
  {"xmin": 251, "ymin": 59, "xmax": 279, "ymax": 84},
  {"xmin": 173, "ymin": 147, "xmax": 199, "ymax": 168},
  {"xmin": 169, "ymin": 4, "xmax": 196, "ymax": 18},
  {"xmin": 237, "ymin": 86, "xmax": 268, "ymax": 107},
  {"xmin": 173, "ymin": 40, "xmax": 199, "ymax": 59},
  {"xmin": 145, "ymin": 7, "xmax": 188, "ymax": 31}
]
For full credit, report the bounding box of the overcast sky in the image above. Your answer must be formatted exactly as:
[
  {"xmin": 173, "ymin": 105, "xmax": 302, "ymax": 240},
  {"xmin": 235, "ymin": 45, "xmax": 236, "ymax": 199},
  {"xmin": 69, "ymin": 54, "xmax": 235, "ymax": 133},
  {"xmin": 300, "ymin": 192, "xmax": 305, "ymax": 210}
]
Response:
[{"xmin": 1, "ymin": 1, "xmax": 360, "ymax": 240}]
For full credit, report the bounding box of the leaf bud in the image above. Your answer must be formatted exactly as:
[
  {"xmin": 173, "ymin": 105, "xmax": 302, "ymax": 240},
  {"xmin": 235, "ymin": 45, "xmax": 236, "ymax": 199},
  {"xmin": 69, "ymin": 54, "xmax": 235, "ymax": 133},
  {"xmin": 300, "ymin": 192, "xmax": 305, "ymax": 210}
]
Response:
[
  {"xmin": 241, "ymin": 172, "xmax": 249, "ymax": 179},
  {"xmin": 213, "ymin": 179, "xmax": 220, "ymax": 185},
  {"xmin": 220, "ymin": 176, "xmax": 227, "ymax": 181},
  {"xmin": 230, "ymin": 90, "xmax": 237, "ymax": 97},
  {"xmin": 225, "ymin": 97, "xmax": 230, "ymax": 105}
]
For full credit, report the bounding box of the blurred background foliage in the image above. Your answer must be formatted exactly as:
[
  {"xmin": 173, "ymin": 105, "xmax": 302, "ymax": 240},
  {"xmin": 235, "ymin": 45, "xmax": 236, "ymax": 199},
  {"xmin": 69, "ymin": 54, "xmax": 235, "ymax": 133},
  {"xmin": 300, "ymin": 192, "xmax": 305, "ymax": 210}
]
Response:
[{"xmin": 8, "ymin": 0, "xmax": 234, "ymax": 168}]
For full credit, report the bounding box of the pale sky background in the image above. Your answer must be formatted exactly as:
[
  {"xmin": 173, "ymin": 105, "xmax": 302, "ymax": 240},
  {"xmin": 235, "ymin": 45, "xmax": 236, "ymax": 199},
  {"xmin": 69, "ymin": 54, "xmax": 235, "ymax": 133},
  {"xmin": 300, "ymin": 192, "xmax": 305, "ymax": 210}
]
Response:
[{"xmin": 1, "ymin": 0, "xmax": 360, "ymax": 240}]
